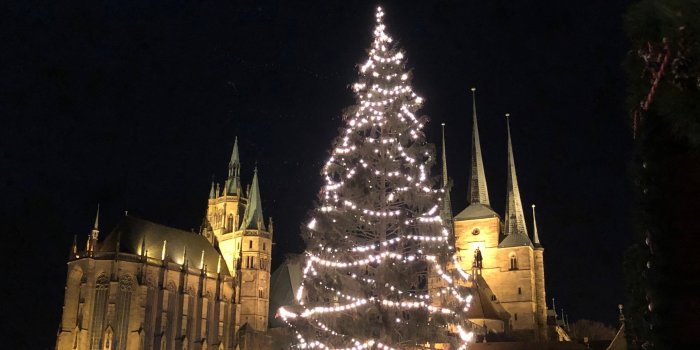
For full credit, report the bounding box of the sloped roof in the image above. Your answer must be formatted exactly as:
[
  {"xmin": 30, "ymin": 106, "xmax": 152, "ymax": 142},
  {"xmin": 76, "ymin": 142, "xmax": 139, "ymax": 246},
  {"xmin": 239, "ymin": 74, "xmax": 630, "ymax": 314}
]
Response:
[
  {"xmin": 455, "ymin": 203, "xmax": 499, "ymax": 221},
  {"xmin": 268, "ymin": 259, "xmax": 303, "ymax": 327},
  {"xmin": 498, "ymin": 232, "xmax": 533, "ymax": 248},
  {"xmin": 467, "ymin": 274, "xmax": 509, "ymax": 321},
  {"xmin": 99, "ymin": 216, "xmax": 230, "ymax": 276},
  {"xmin": 240, "ymin": 169, "xmax": 266, "ymax": 231}
]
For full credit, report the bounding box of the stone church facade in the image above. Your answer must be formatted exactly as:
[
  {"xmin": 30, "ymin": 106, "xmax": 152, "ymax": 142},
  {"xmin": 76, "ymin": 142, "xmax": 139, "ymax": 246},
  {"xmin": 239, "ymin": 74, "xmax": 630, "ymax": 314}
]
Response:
[
  {"xmin": 55, "ymin": 139, "xmax": 273, "ymax": 350},
  {"xmin": 438, "ymin": 92, "xmax": 548, "ymax": 341}
]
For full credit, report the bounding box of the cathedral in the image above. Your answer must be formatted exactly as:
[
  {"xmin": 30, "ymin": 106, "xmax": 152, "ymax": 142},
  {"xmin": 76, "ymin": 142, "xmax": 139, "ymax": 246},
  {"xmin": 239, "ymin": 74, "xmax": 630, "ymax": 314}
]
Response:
[
  {"xmin": 439, "ymin": 90, "xmax": 549, "ymax": 341},
  {"xmin": 55, "ymin": 138, "xmax": 273, "ymax": 350}
]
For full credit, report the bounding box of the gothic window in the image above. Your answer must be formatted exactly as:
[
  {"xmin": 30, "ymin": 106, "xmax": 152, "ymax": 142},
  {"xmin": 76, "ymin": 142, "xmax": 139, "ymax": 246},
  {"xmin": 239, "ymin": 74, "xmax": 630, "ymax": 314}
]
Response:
[
  {"xmin": 227, "ymin": 215, "xmax": 233, "ymax": 232},
  {"xmin": 509, "ymin": 253, "xmax": 518, "ymax": 270},
  {"xmin": 491, "ymin": 295, "xmax": 497, "ymax": 301},
  {"xmin": 90, "ymin": 274, "xmax": 110, "ymax": 350},
  {"xmin": 115, "ymin": 275, "xmax": 134, "ymax": 350},
  {"xmin": 102, "ymin": 326, "xmax": 114, "ymax": 350},
  {"xmin": 259, "ymin": 288, "xmax": 264, "ymax": 298}
]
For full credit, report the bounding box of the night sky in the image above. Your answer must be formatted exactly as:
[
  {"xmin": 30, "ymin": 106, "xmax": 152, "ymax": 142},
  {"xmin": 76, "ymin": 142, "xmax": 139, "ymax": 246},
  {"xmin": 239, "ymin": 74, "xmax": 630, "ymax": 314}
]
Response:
[{"xmin": 2, "ymin": 1, "xmax": 633, "ymax": 348}]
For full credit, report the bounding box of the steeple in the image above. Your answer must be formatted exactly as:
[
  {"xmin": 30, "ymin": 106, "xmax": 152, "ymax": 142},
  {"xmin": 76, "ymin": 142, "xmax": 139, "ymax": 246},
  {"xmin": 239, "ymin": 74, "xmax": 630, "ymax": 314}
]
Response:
[
  {"xmin": 505, "ymin": 114, "xmax": 528, "ymax": 237},
  {"xmin": 468, "ymin": 88, "xmax": 490, "ymax": 206},
  {"xmin": 440, "ymin": 123, "xmax": 453, "ymax": 221},
  {"xmin": 239, "ymin": 167, "xmax": 266, "ymax": 231},
  {"xmin": 532, "ymin": 204, "xmax": 542, "ymax": 247},
  {"xmin": 225, "ymin": 137, "xmax": 241, "ymax": 196},
  {"xmin": 87, "ymin": 204, "xmax": 100, "ymax": 254},
  {"xmin": 93, "ymin": 204, "xmax": 100, "ymax": 232}
]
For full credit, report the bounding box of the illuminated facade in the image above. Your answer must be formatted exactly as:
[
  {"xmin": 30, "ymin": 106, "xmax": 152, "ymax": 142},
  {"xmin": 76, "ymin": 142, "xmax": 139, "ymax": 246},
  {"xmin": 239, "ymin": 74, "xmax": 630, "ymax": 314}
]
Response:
[
  {"xmin": 55, "ymin": 139, "xmax": 273, "ymax": 350},
  {"xmin": 442, "ymin": 92, "xmax": 548, "ymax": 341}
]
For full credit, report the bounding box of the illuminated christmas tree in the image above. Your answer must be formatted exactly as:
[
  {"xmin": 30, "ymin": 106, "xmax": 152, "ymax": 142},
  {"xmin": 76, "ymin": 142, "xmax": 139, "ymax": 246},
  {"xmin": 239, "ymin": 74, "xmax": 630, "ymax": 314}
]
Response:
[{"xmin": 278, "ymin": 7, "xmax": 474, "ymax": 349}]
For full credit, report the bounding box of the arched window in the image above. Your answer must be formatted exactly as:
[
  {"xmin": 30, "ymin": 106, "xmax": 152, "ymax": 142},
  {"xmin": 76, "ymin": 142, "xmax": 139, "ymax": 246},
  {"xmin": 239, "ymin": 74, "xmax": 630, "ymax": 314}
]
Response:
[
  {"xmin": 102, "ymin": 326, "xmax": 114, "ymax": 350},
  {"xmin": 90, "ymin": 274, "xmax": 110, "ymax": 350},
  {"xmin": 115, "ymin": 275, "xmax": 134, "ymax": 350},
  {"xmin": 509, "ymin": 253, "xmax": 518, "ymax": 270},
  {"xmin": 227, "ymin": 215, "xmax": 233, "ymax": 232},
  {"xmin": 491, "ymin": 295, "xmax": 497, "ymax": 301}
]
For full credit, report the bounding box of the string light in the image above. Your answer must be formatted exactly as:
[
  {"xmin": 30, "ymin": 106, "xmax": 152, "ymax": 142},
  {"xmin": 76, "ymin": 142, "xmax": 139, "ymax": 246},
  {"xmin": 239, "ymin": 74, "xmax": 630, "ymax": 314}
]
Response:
[{"xmin": 282, "ymin": 6, "xmax": 474, "ymax": 348}]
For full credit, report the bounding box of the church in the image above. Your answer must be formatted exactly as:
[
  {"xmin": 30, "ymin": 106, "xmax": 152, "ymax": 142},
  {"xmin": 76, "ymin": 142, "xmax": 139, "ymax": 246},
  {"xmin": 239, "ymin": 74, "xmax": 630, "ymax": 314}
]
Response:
[
  {"xmin": 438, "ymin": 90, "xmax": 549, "ymax": 342},
  {"xmin": 54, "ymin": 138, "xmax": 273, "ymax": 350}
]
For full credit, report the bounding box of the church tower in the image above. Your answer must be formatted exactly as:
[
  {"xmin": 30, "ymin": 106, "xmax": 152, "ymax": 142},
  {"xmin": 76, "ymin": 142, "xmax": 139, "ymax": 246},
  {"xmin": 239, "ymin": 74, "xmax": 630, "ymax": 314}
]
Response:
[
  {"xmin": 206, "ymin": 139, "xmax": 272, "ymax": 332},
  {"xmin": 453, "ymin": 88, "xmax": 501, "ymax": 277},
  {"xmin": 496, "ymin": 114, "xmax": 539, "ymax": 338},
  {"xmin": 451, "ymin": 91, "xmax": 549, "ymax": 341},
  {"xmin": 206, "ymin": 137, "xmax": 245, "ymax": 272},
  {"xmin": 532, "ymin": 204, "xmax": 548, "ymax": 341},
  {"xmin": 235, "ymin": 167, "xmax": 272, "ymax": 331}
]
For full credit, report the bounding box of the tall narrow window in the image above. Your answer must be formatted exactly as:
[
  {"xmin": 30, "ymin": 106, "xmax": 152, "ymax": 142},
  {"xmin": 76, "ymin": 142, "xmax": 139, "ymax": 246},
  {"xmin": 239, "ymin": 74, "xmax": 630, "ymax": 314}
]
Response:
[
  {"xmin": 90, "ymin": 274, "xmax": 109, "ymax": 350},
  {"xmin": 102, "ymin": 326, "xmax": 114, "ymax": 350},
  {"xmin": 227, "ymin": 215, "xmax": 233, "ymax": 232},
  {"xmin": 514, "ymin": 313, "xmax": 518, "ymax": 321},
  {"xmin": 509, "ymin": 253, "xmax": 518, "ymax": 270},
  {"xmin": 263, "ymin": 242, "xmax": 266, "ymax": 251},
  {"xmin": 518, "ymin": 287, "xmax": 522, "ymax": 295},
  {"xmin": 115, "ymin": 275, "xmax": 134, "ymax": 350},
  {"xmin": 249, "ymin": 240, "xmax": 253, "ymax": 249}
]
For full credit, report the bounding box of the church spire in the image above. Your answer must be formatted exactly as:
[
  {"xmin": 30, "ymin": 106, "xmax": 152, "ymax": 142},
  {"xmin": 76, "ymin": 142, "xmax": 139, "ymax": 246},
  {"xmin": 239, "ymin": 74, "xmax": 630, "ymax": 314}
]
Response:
[
  {"xmin": 532, "ymin": 204, "xmax": 542, "ymax": 246},
  {"xmin": 87, "ymin": 204, "xmax": 100, "ymax": 254},
  {"xmin": 440, "ymin": 123, "xmax": 453, "ymax": 221},
  {"xmin": 225, "ymin": 137, "xmax": 241, "ymax": 195},
  {"xmin": 239, "ymin": 166, "xmax": 266, "ymax": 231},
  {"xmin": 505, "ymin": 114, "xmax": 528, "ymax": 236},
  {"xmin": 468, "ymin": 88, "xmax": 490, "ymax": 206}
]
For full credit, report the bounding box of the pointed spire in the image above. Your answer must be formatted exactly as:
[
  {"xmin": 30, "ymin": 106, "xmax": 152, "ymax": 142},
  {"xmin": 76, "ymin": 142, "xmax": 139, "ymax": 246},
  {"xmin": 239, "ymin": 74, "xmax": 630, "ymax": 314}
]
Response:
[
  {"xmin": 93, "ymin": 204, "xmax": 100, "ymax": 230},
  {"xmin": 182, "ymin": 246, "xmax": 188, "ymax": 269},
  {"xmin": 505, "ymin": 114, "xmax": 528, "ymax": 237},
  {"xmin": 468, "ymin": 88, "xmax": 490, "ymax": 206},
  {"xmin": 226, "ymin": 137, "xmax": 241, "ymax": 195},
  {"xmin": 71, "ymin": 234, "xmax": 78, "ymax": 257},
  {"xmin": 209, "ymin": 179, "xmax": 216, "ymax": 199},
  {"xmin": 239, "ymin": 166, "xmax": 266, "ymax": 231},
  {"xmin": 440, "ymin": 123, "xmax": 453, "ymax": 221},
  {"xmin": 532, "ymin": 204, "xmax": 542, "ymax": 246},
  {"xmin": 140, "ymin": 235, "xmax": 147, "ymax": 259},
  {"xmin": 161, "ymin": 240, "xmax": 167, "ymax": 261}
]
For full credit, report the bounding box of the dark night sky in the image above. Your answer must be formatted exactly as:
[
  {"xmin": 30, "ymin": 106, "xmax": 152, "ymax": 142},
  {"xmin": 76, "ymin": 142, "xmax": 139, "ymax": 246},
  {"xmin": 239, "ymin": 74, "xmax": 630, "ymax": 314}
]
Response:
[{"xmin": 1, "ymin": 1, "xmax": 633, "ymax": 347}]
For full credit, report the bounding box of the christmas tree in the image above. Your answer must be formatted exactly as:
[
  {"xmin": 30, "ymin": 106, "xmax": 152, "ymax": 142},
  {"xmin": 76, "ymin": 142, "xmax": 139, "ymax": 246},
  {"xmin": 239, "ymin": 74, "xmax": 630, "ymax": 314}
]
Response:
[{"xmin": 278, "ymin": 7, "xmax": 474, "ymax": 349}]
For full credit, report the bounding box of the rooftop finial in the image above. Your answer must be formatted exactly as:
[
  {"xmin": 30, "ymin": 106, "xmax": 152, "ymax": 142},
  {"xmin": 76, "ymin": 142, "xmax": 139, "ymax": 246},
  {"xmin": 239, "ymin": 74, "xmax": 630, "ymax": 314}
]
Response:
[
  {"xmin": 504, "ymin": 114, "xmax": 528, "ymax": 237},
  {"xmin": 468, "ymin": 87, "xmax": 490, "ymax": 206},
  {"xmin": 532, "ymin": 204, "xmax": 542, "ymax": 246},
  {"xmin": 161, "ymin": 240, "xmax": 167, "ymax": 261}
]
